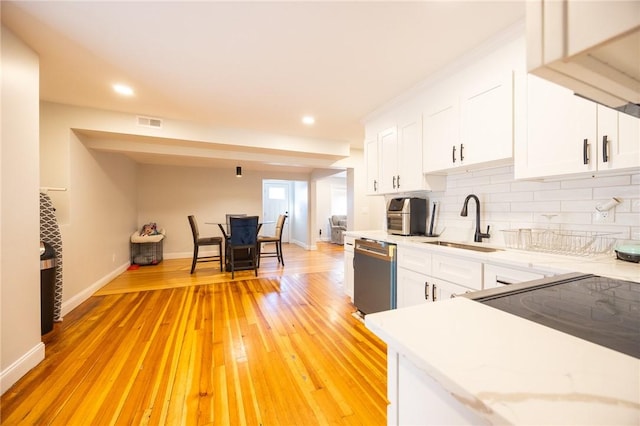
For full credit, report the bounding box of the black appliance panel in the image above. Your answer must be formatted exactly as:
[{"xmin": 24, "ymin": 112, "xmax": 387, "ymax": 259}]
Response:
[{"xmin": 475, "ymin": 275, "xmax": 640, "ymax": 358}]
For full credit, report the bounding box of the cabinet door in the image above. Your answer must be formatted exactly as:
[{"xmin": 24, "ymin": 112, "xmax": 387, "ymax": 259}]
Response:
[
  {"xmin": 518, "ymin": 74, "xmax": 597, "ymax": 178},
  {"xmin": 378, "ymin": 127, "xmax": 399, "ymax": 193},
  {"xmin": 397, "ymin": 115, "xmax": 424, "ymax": 192},
  {"xmin": 566, "ymin": 0, "xmax": 640, "ymax": 56},
  {"xmin": 397, "ymin": 268, "xmax": 431, "ymax": 308},
  {"xmin": 460, "ymin": 70, "xmax": 514, "ymax": 167},
  {"xmin": 597, "ymin": 105, "xmax": 640, "ymax": 171},
  {"xmin": 396, "ymin": 355, "xmax": 484, "ymax": 425},
  {"xmin": 365, "ymin": 137, "xmax": 379, "ymax": 194},
  {"xmin": 343, "ymin": 249, "xmax": 354, "ymax": 301},
  {"xmin": 423, "ymin": 97, "xmax": 459, "ymax": 173}
]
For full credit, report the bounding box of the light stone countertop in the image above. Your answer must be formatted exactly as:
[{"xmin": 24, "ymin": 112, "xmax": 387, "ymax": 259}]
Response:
[
  {"xmin": 344, "ymin": 230, "xmax": 640, "ymax": 283},
  {"xmin": 365, "ymin": 298, "xmax": 640, "ymax": 425},
  {"xmin": 348, "ymin": 230, "xmax": 640, "ymax": 423}
]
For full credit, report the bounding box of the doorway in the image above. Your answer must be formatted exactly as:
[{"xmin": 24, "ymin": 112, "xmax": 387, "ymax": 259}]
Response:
[{"xmin": 262, "ymin": 180, "xmax": 291, "ymax": 243}]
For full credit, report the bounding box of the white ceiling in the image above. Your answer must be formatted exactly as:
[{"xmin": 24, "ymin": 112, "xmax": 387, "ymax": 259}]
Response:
[{"xmin": 2, "ymin": 1, "xmax": 525, "ymax": 171}]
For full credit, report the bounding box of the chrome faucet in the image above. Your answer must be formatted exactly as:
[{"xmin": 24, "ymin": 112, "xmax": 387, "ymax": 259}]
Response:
[{"xmin": 460, "ymin": 194, "xmax": 491, "ymax": 243}]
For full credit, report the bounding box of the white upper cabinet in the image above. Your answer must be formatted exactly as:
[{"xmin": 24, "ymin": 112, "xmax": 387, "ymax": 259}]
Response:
[
  {"xmin": 517, "ymin": 74, "xmax": 597, "ymax": 178},
  {"xmin": 459, "ymin": 70, "xmax": 514, "ymax": 169},
  {"xmin": 366, "ymin": 29, "xmax": 526, "ymax": 183},
  {"xmin": 527, "ymin": 0, "xmax": 640, "ymax": 109},
  {"xmin": 423, "ymin": 73, "xmax": 515, "ymax": 173},
  {"xmin": 597, "ymin": 105, "xmax": 640, "ymax": 172},
  {"xmin": 396, "ymin": 115, "xmax": 426, "ymax": 192},
  {"xmin": 365, "ymin": 114, "xmax": 444, "ymax": 195},
  {"xmin": 365, "ymin": 136, "xmax": 379, "ymax": 195},
  {"xmin": 422, "ymin": 37, "xmax": 522, "ymax": 174},
  {"xmin": 516, "ymin": 74, "xmax": 639, "ymax": 179},
  {"xmin": 422, "ymin": 93, "xmax": 459, "ymax": 173},
  {"xmin": 378, "ymin": 120, "xmax": 425, "ymax": 194},
  {"xmin": 378, "ymin": 126, "xmax": 399, "ymax": 194}
]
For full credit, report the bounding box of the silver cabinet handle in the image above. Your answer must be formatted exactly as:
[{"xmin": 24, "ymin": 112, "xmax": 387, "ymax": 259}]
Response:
[{"xmin": 460, "ymin": 143, "xmax": 464, "ymax": 162}]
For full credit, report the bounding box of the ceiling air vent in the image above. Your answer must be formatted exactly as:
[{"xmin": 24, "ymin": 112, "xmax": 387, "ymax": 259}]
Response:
[{"xmin": 137, "ymin": 116, "xmax": 163, "ymax": 129}]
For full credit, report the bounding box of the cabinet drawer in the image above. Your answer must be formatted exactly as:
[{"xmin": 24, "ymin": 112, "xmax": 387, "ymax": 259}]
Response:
[
  {"xmin": 398, "ymin": 246, "xmax": 432, "ymax": 275},
  {"xmin": 431, "ymin": 254, "xmax": 482, "ymax": 290},
  {"xmin": 483, "ymin": 264, "xmax": 547, "ymax": 289}
]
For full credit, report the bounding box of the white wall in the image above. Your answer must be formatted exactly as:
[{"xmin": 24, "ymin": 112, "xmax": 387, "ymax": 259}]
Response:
[
  {"xmin": 39, "ymin": 104, "xmax": 139, "ymax": 318},
  {"xmin": 292, "ymin": 181, "xmax": 310, "ymax": 248},
  {"xmin": 137, "ymin": 164, "xmax": 311, "ymax": 256},
  {"xmin": 315, "ymin": 176, "xmax": 347, "ymax": 240},
  {"xmin": 1, "ymin": 26, "xmax": 44, "ymax": 394},
  {"xmin": 348, "ymin": 148, "xmax": 386, "ymax": 232}
]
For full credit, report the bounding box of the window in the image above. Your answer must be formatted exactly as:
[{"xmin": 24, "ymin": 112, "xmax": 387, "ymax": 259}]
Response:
[{"xmin": 268, "ymin": 187, "xmax": 285, "ymax": 200}]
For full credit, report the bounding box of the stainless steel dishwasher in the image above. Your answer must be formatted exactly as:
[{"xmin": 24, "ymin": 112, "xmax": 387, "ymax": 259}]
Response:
[{"xmin": 353, "ymin": 238, "xmax": 397, "ymax": 316}]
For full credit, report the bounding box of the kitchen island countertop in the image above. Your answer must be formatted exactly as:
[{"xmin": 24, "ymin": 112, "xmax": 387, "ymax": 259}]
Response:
[{"xmin": 365, "ymin": 297, "xmax": 640, "ymax": 424}]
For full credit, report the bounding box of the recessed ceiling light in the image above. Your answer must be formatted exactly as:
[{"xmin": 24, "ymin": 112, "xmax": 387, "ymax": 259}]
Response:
[
  {"xmin": 302, "ymin": 116, "xmax": 315, "ymax": 125},
  {"xmin": 113, "ymin": 83, "xmax": 134, "ymax": 96}
]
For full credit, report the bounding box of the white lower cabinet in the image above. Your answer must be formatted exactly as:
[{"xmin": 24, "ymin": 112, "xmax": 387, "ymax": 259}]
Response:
[
  {"xmin": 430, "ymin": 276, "xmax": 476, "ymax": 300},
  {"xmin": 397, "ymin": 246, "xmax": 432, "ymax": 308},
  {"xmin": 343, "ymin": 236, "xmax": 355, "ymax": 301},
  {"xmin": 388, "ymin": 350, "xmax": 485, "ymax": 426},
  {"xmin": 483, "ymin": 263, "xmax": 547, "ymax": 289},
  {"xmin": 397, "ymin": 247, "xmax": 483, "ymax": 306},
  {"xmin": 431, "ymin": 254, "xmax": 483, "ymax": 291},
  {"xmin": 397, "ymin": 268, "xmax": 431, "ymax": 308},
  {"xmin": 397, "ymin": 270, "xmax": 475, "ymax": 306}
]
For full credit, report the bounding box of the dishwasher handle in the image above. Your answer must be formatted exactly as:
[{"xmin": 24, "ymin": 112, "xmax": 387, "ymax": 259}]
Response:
[{"xmin": 355, "ymin": 240, "xmax": 396, "ymax": 260}]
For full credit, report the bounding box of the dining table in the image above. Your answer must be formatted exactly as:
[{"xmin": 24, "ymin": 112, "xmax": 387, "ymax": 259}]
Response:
[{"xmin": 204, "ymin": 217, "xmax": 272, "ymax": 272}]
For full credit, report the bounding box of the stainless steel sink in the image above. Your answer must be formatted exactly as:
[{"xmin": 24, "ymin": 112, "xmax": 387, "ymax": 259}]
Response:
[{"xmin": 424, "ymin": 241, "xmax": 502, "ymax": 253}]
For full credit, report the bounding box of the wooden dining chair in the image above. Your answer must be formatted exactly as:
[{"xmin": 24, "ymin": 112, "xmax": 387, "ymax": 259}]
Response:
[
  {"xmin": 227, "ymin": 215, "xmax": 259, "ymax": 279},
  {"xmin": 258, "ymin": 214, "xmax": 287, "ymax": 267},
  {"xmin": 188, "ymin": 215, "xmax": 223, "ymax": 273}
]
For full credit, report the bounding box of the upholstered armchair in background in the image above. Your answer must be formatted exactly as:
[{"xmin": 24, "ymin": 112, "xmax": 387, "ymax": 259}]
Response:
[{"xmin": 328, "ymin": 215, "xmax": 347, "ymax": 245}]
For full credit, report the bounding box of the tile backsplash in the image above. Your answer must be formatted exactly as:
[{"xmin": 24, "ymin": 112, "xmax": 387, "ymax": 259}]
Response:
[{"xmin": 403, "ymin": 166, "xmax": 639, "ymax": 245}]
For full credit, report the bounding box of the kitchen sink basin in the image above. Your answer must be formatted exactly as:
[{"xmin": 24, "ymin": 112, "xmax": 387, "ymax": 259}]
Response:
[{"xmin": 424, "ymin": 241, "xmax": 502, "ymax": 253}]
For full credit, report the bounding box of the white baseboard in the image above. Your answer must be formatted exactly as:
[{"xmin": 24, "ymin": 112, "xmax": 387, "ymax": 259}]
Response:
[
  {"xmin": 291, "ymin": 239, "xmax": 316, "ymax": 250},
  {"xmin": 61, "ymin": 261, "xmax": 129, "ymax": 318},
  {"xmin": 1, "ymin": 342, "xmax": 45, "ymax": 395},
  {"xmin": 164, "ymin": 251, "xmax": 219, "ymax": 260},
  {"xmin": 164, "ymin": 251, "xmax": 191, "ymax": 260}
]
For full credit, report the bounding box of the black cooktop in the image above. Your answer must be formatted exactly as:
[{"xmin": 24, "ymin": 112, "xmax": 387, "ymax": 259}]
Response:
[{"xmin": 473, "ymin": 275, "xmax": 640, "ymax": 358}]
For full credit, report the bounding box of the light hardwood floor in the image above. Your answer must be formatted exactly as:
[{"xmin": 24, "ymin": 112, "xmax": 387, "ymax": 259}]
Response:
[{"xmin": 1, "ymin": 243, "xmax": 387, "ymax": 425}]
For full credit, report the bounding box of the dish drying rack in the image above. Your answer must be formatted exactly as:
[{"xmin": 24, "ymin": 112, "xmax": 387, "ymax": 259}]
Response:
[{"xmin": 501, "ymin": 229, "xmax": 618, "ymax": 256}]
